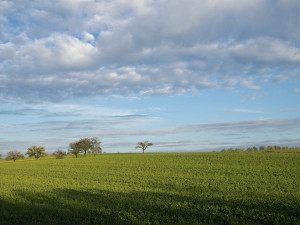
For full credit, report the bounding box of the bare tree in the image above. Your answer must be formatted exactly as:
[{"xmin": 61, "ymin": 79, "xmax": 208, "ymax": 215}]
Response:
[
  {"xmin": 90, "ymin": 137, "xmax": 102, "ymax": 156},
  {"xmin": 136, "ymin": 141, "xmax": 153, "ymax": 153},
  {"xmin": 6, "ymin": 150, "xmax": 24, "ymax": 162}
]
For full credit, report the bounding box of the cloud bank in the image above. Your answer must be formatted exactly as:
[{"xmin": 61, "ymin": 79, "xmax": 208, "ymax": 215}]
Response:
[{"xmin": 1, "ymin": 0, "xmax": 300, "ymax": 102}]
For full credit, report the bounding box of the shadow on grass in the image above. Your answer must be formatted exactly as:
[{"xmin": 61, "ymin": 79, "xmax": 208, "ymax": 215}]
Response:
[{"xmin": 0, "ymin": 189, "xmax": 299, "ymax": 225}]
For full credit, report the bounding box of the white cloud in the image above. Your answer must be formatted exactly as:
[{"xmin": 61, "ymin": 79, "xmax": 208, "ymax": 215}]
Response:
[
  {"xmin": 0, "ymin": 42, "xmax": 15, "ymax": 60},
  {"xmin": 229, "ymin": 38, "xmax": 300, "ymax": 63},
  {"xmin": 140, "ymin": 86, "xmax": 186, "ymax": 96},
  {"xmin": 82, "ymin": 32, "xmax": 95, "ymax": 43},
  {"xmin": 0, "ymin": 0, "xmax": 300, "ymax": 101},
  {"xmin": 239, "ymin": 78, "xmax": 261, "ymax": 90},
  {"xmin": 17, "ymin": 34, "xmax": 99, "ymax": 72}
]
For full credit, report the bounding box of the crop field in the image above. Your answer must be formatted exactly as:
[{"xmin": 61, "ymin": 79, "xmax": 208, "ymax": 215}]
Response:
[{"xmin": 0, "ymin": 151, "xmax": 300, "ymax": 225}]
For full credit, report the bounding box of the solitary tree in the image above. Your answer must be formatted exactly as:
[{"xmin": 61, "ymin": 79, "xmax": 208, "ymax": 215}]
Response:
[
  {"xmin": 136, "ymin": 141, "xmax": 153, "ymax": 153},
  {"xmin": 5, "ymin": 150, "xmax": 24, "ymax": 162},
  {"xmin": 26, "ymin": 146, "xmax": 46, "ymax": 160},
  {"xmin": 90, "ymin": 137, "xmax": 102, "ymax": 156}
]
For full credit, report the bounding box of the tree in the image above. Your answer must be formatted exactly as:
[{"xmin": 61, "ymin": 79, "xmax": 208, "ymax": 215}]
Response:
[
  {"xmin": 69, "ymin": 141, "xmax": 81, "ymax": 158},
  {"xmin": 0, "ymin": 153, "xmax": 2, "ymax": 159},
  {"xmin": 69, "ymin": 138, "xmax": 92, "ymax": 157},
  {"xmin": 78, "ymin": 138, "xmax": 92, "ymax": 156},
  {"xmin": 5, "ymin": 150, "xmax": 24, "ymax": 162},
  {"xmin": 69, "ymin": 137, "xmax": 102, "ymax": 157},
  {"xmin": 26, "ymin": 146, "xmax": 46, "ymax": 160},
  {"xmin": 53, "ymin": 150, "xmax": 66, "ymax": 159},
  {"xmin": 136, "ymin": 141, "xmax": 153, "ymax": 153},
  {"xmin": 90, "ymin": 137, "xmax": 102, "ymax": 156}
]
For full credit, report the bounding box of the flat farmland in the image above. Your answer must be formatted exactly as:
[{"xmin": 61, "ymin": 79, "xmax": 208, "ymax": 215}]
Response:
[{"xmin": 0, "ymin": 151, "xmax": 299, "ymax": 225}]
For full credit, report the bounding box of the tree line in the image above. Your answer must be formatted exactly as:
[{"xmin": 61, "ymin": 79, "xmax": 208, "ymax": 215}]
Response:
[
  {"xmin": 0, "ymin": 138, "xmax": 154, "ymax": 162},
  {"xmin": 221, "ymin": 145, "xmax": 299, "ymax": 152}
]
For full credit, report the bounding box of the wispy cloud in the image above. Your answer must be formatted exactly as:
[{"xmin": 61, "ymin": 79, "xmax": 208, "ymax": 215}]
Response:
[
  {"xmin": 244, "ymin": 93, "xmax": 257, "ymax": 101},
  {"xmin": 0, "ymin": 124, "xmax": 16, "ymax": 129},
  {"xmin": 133, "ymin": 117, "xmax": 300, "ymax": 136},
  {"xmin": 232, "ymin": 108, "xmax": 265, "ymax": 114},
  {"xmin": 281, "ymin": 107, "xmax": 300, "ymax": 112}
]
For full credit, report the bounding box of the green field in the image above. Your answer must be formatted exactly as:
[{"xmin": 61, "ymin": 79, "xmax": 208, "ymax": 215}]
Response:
[{"xmin": 1, "ymin": 151, "xmax": 300, "ymax": 225}]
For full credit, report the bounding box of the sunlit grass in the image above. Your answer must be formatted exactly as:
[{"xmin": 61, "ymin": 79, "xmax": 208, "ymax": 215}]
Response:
[{"xmin": 1, "ymin": 150, "xmax": 300, "ymax": 224}]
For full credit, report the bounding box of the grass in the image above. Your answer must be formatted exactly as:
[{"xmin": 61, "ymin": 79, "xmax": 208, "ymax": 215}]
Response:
[{"xmin": 0, "ymin": 150, "xmax": 300, "ymax": 224}]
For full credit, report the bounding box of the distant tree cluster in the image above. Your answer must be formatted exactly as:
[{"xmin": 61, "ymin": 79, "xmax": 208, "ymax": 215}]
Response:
[
  {"xmin": 1, "ymin": 137, "xmax": 104, "ymax": 162},
  {"xmin": 2, "ymin": 138, "xmax": 154, "ymax": 162},
  {"xmin": 2, "ymin": 146, "xmax": 46, "ymax": 162},
  {"xmin": 221, "ymin": 145, "xmax": 296, "ymax": 152}
]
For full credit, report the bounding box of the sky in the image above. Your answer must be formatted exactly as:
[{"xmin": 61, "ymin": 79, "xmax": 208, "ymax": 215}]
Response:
[{"xmin": 0, "ymin": 0, "xmax": 300, "ymax": 155}]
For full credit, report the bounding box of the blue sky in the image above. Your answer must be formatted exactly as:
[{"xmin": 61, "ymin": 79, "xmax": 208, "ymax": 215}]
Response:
[{"xmin": 0, "ymin": 0, "xmax": 300, "ymax": 154}]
